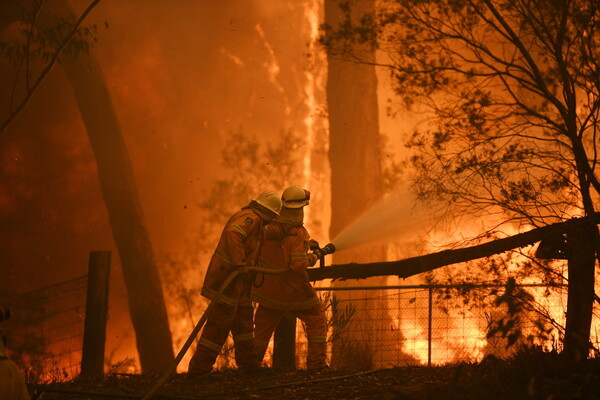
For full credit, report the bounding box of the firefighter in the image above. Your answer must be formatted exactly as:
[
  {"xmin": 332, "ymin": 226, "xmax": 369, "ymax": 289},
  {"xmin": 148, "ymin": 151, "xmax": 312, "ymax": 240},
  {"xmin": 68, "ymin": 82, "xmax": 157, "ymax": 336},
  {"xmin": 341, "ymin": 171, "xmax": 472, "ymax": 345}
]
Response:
[
  {"xmin": 0, "ymin": 304, "xmax": 31, "ymax": 400},
  {"xmin": 187, "ymin": 190, "xmax": 282, "ymax": 377},
  {"xmin": 252, "ymin": 185, "xmax": 328, "ymax": 370}
]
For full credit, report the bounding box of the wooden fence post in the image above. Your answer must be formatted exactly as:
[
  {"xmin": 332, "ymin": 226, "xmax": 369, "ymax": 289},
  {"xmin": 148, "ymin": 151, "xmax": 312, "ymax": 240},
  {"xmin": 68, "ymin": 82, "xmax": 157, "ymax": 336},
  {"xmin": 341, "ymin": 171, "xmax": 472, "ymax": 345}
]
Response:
[
  {"xmin": 80, "ymin": 251, "xmax": 111, "ymax": 378},
  {"xmin": 273, "ymin": 312, "xmax": 296, "ymax": 370}
]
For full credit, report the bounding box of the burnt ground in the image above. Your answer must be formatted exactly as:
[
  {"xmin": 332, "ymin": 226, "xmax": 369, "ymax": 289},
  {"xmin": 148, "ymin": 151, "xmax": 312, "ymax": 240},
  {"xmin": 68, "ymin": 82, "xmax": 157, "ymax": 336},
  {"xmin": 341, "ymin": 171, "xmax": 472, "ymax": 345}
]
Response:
[{"xmin": 30, "ymin": 351, "xmax": 600, "ymax": 400}]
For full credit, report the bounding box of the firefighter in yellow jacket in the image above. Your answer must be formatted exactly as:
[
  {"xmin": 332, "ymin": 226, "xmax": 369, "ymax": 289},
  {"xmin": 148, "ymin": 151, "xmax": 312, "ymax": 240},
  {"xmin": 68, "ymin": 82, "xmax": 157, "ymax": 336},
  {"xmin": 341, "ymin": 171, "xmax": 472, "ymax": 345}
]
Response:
[
  {"xmin": 252, "ymin": 185, "xmax": 328, "ymax": 370},
  {"xmin": 188, "ymin": 190, "xmax": 282, "ymax": 376}
]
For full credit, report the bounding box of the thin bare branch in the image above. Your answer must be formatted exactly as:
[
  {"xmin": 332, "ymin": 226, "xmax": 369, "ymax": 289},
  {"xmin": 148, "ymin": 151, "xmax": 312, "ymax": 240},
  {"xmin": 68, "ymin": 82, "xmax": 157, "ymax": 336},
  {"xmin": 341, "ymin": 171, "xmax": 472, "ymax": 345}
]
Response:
[{"xmin": 0, "ymin": 0, "xmax": 101, "ymax": 135}]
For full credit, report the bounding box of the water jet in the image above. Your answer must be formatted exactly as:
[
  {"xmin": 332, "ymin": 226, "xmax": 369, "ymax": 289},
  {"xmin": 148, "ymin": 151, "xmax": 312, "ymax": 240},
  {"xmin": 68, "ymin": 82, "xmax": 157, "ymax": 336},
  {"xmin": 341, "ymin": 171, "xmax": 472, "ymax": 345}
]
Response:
[{"xmin": 329, "ymin": 188, "xmax": 442, "ymax": 253}]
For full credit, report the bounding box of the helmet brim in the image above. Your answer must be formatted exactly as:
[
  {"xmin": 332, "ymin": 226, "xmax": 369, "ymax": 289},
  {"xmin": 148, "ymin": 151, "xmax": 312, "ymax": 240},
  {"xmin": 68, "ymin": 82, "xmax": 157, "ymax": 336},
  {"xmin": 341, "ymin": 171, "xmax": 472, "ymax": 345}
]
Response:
[
  {"xmin": 283, "ymin": 200, "xmax": 309, "ymax": 209},
  {"xmin": 254, "ymin": 199, "xmax": 281, "ymax": 216}
]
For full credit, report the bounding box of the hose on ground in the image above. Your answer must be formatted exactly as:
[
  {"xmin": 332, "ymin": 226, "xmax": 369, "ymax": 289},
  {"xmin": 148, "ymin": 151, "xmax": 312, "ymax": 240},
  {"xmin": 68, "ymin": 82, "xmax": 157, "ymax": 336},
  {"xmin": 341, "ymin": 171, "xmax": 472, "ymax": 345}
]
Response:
[{"xmin": 142, "ymin": 266, "xmax": 288, "ymax": 400}]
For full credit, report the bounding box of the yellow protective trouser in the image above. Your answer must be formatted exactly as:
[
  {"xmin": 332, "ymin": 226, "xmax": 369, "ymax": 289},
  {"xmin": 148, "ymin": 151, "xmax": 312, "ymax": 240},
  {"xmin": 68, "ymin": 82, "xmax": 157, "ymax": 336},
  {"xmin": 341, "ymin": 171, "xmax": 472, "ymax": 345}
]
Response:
[
  {"xmin": 188, "ymin": 303, "xmax": 257, "ymax": 374},
  {"xmin": 254, "ymin": 303, "xmax": 327, "ymax": 370}
]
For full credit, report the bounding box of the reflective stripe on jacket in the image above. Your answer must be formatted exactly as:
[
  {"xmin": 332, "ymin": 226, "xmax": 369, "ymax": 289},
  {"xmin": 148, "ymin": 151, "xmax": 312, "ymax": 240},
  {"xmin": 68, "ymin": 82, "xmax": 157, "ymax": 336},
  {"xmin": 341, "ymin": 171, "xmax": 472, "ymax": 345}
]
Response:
[{"xmin": 251, "ymin": 221, "xmax": 320, "ymax": 311}]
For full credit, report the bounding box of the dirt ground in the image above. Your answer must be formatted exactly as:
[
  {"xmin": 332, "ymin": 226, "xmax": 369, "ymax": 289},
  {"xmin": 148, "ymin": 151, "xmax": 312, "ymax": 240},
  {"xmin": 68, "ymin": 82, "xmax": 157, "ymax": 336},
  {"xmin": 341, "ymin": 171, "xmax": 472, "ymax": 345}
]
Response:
[{"xmin": 30, "ymin": 354, "xmax": 600, "ymax": 400}]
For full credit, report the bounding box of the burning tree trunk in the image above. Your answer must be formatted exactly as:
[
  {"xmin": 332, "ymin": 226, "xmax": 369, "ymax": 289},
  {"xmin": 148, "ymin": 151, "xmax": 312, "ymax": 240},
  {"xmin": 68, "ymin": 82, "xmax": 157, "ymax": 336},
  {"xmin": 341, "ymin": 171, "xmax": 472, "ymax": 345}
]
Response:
[
  {"xmin": 564, "ymin": 221, "xmax": 598, "ymax": 360},
  {"xmin": 1, "ymin": 0, "xmax": 176, "ymax": 373},
  {"xmin": 325, "ymin": 0, "xmax": 390, "ymax": 369}
]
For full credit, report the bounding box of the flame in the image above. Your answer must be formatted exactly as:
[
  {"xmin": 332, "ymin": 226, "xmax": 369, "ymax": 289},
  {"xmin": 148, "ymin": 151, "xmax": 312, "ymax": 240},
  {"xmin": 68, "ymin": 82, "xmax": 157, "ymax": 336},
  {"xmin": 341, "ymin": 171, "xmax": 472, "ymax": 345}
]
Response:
[
  {"xmin": 255, "ymin": 23, "xmax": 285, "ymax": 98},
  {"xmin": 301, "ymin": 0, "xmax": 321, "ymax": 223},
  {"xmin": 302, "ymin": 0, "xmax": 321, "ymax": 183},
  {"xmin": 219, "ymin": 48, "xmax": 245, "ymax": 67}
]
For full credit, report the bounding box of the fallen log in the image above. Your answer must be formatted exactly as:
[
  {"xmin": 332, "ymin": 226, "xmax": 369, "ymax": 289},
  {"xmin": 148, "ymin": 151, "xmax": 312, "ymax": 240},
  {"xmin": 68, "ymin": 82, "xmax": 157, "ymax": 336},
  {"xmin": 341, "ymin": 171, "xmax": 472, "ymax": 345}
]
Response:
[{"xmin": 307, "ymin": 214, "xmax": 600, "ymax": 282}]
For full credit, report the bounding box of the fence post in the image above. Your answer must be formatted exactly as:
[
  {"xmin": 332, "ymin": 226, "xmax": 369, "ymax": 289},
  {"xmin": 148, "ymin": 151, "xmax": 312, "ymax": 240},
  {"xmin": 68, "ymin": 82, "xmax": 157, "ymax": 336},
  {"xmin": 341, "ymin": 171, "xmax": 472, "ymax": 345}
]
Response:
[
  {"xmin": 80, "ymin": 251, "xmax": 111, "ymax": 378},
  {"xmin": 428, "ymin": 287, "xmax": 432, "ymax": 367},
  {"xmin": 273, "ymin": 312, "xmax": 296, "ymax": 370}
]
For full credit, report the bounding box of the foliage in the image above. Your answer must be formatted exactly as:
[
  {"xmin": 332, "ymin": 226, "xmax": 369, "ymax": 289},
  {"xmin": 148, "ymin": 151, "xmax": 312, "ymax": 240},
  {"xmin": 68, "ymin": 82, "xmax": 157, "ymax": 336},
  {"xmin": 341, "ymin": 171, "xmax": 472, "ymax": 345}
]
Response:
[
  {"xmin": 318, "ymin": 291, "xmax": 378, "ymax": 369},
  {"xmin": 485, "ymin": 277, "xmax": 559, "ymax": 348},
  {"xmin": 321, "ymin": 0, "xmax": 600, "ymax": 226},
  {"xmin": 320, "ymin": 0, "xmax": 600, "ymax": 357},
  {"xmin": 427, "ymin": 250, "xmax": 569, "ymax": 353},
  {"xmin": 0, "ymin": 18, "xmax": 100, "ymax": 66},
  {"xmin": 319, "ymin": 291, "xmax": 357, "ymax": 345},
  {"xmin": 0, "ymin": 1, "xmax": 105, "ymax": 133}
]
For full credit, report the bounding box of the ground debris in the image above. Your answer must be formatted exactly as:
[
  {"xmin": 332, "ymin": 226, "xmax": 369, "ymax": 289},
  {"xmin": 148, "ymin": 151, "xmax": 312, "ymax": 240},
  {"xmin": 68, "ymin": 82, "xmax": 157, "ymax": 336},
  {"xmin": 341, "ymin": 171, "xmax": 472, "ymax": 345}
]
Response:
[{"xmin": 31, "ymin": 354, "xmax": 600, "ymax": 400}]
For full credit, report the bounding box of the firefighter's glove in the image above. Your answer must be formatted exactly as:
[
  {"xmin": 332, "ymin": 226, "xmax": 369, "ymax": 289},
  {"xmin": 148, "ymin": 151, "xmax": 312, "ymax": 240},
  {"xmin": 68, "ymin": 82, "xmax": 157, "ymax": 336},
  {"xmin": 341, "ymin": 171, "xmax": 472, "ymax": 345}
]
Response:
[
  {"xmin": 308, "ymin": 239, "xmax": 320, "ymax": 251},
  {"xmin": 307, "ymin": 252, "xmax": 319, "ymax": 267}
]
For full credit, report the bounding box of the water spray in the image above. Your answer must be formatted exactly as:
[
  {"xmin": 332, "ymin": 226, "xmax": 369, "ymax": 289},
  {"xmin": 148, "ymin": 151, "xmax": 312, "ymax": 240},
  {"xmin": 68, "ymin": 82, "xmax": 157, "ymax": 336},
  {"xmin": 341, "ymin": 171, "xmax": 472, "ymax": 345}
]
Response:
[{"xmin": 329, "ymin": 188, "xmax": 445, "ymax": 253}]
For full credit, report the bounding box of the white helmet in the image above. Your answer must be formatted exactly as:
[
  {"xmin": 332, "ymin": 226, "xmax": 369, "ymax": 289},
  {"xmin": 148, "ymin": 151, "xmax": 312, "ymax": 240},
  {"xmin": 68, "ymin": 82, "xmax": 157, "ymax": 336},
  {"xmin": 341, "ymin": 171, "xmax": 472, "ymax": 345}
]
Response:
[
  {"xmin": 254, "ymin": 190, "xmax": 282, "ymax": 216},
  {"xmin": 282, "ymin": 185, "xmax": 310, "ymax": 208}
]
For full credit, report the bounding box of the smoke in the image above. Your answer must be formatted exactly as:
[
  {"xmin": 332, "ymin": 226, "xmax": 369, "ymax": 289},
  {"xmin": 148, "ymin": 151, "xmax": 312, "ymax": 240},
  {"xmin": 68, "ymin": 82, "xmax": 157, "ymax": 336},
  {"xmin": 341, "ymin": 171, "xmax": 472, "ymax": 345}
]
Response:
[
  {"xmin": 0, "ymin": 0, "xmax": 331, "ymax": 374},
  {"xmin": 331, "ymin": 187, "xmax": 444, "ymax": 252}
]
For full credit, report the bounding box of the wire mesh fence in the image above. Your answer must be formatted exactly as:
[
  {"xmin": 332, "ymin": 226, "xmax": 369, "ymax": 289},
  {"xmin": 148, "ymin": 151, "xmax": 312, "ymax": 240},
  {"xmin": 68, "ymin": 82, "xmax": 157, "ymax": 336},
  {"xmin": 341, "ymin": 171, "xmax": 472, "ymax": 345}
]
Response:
[
  {"xmin": 281, "ymin": 283, "xmax": 598, "ymax": 369},
  {"xmin": 0, "ymin": 276, "xmax": 87, "ymax": 381},
  {"xmin": 2, "ymin": 278, "xmax": 598, "ymax": 379}
]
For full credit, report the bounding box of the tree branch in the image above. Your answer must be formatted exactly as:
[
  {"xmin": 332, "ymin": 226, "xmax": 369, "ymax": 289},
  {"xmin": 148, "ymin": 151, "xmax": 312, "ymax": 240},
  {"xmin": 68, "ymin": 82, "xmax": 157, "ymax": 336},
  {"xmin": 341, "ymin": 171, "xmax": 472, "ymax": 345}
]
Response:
[
  {"xmin": 308, "ymin": 213, "xmax": 600, "ymax": 281},
  {"xmin": 0, "ymin": 0, "xmax": 101, "ymax": 135}
]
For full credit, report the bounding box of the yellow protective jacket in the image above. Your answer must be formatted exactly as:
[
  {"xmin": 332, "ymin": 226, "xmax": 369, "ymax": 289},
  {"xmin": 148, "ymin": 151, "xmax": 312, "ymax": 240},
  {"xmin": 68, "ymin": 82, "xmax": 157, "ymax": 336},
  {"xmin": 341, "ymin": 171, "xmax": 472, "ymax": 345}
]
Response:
[
  {"xmin": 251, "ymin": 221, "xmax": 320, "ymax": 311},
  {"xmin": 201, "ymin": 207, "xmax": 267, "ymax": 306}
]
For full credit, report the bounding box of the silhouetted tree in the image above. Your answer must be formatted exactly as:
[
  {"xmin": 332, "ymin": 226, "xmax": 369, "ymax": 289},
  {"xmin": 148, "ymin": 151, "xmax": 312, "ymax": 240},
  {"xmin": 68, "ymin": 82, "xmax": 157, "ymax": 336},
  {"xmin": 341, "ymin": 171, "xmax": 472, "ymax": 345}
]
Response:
[
  {"xmin": 321, "ymin": 0, "xmax": 600, "ymax": 360},
  {"xmin": 324, "ymin": 0, "xmax": 400, "ymax": 369},
  {"xmin": 325, "ymin": 0, "xmax": 385, "ymax": 249},
  {"xmin": 0, "ymin": 0, "xmax": 174, "ymax": 372}
]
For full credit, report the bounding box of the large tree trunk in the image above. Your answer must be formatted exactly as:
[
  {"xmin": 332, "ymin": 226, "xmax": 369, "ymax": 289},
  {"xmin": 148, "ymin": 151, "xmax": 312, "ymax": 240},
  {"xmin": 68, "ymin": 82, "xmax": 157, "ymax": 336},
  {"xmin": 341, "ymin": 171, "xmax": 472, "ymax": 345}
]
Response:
[
  {"xmin": 564, "ymin": 221, "xmax": 597, "ymax": 360},
  {"xmin": 325, "ymin": 0, "xmax": 390, "ymax": 369},
  {"xmin": 34, "ymin": 1, "xmax": 174, "ymax": 373},
  {"xmin": 326, "ymin": 0, "xmax": 384, "ymax": 245},
  {"xmin": 566, "ymin": 128, "xmax": 599, "ymax": 360}
]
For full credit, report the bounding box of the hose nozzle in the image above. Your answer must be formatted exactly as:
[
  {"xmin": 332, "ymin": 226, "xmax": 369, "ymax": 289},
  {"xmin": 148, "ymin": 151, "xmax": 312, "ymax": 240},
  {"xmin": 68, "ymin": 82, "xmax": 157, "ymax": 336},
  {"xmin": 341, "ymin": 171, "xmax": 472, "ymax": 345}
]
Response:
[
  {"xmin": 310, "ymin": 243, "xmax": 336, "ymax": 268},
  {"xmin": 320, "ymin": 243, "xmax": 336, "ymax": 256}
]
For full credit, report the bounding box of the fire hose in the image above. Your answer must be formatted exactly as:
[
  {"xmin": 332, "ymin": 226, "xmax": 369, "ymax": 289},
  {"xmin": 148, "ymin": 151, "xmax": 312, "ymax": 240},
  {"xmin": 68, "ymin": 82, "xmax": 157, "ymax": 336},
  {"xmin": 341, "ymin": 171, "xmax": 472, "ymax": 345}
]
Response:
[
  {"xmin": 141, "ymin": 266, "xmax": 278, "ymax": 400},
  {"xmin": 142, "ymin": 243, "xmax": 335, "ymax": 400}
]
